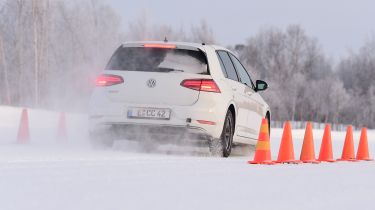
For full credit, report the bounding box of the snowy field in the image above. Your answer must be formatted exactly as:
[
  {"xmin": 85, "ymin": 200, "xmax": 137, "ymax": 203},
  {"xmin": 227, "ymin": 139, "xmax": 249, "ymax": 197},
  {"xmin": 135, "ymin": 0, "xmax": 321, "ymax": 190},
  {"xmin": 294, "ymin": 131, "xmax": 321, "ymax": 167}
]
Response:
[{"xmin": 0, "ymin": 106, "xmax": 374, "ymax": 210}]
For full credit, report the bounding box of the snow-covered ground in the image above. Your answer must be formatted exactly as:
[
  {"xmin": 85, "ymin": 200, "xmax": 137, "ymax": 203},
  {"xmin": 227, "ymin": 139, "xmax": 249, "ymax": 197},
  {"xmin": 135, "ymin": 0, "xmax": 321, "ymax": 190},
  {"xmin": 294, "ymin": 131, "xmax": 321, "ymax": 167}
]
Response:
[{"xmin": 0, "ymin": 106, "xmax": 374, "ymax": 210}]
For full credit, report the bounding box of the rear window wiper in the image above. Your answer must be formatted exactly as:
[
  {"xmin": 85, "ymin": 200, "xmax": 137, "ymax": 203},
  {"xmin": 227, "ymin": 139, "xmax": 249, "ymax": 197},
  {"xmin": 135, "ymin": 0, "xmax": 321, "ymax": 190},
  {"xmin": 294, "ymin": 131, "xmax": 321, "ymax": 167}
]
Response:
[{"xmin": 156, "ymin": 67, "xmax": 184, "ymax": 72}]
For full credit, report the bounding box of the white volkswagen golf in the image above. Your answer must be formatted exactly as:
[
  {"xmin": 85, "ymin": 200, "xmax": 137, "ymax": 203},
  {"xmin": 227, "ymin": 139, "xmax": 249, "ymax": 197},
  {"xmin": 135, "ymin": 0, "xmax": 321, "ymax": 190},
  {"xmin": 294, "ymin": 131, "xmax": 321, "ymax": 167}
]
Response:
[{"xmin": 89, "ymin": 41, "xmax": 270, "ymax": 157}]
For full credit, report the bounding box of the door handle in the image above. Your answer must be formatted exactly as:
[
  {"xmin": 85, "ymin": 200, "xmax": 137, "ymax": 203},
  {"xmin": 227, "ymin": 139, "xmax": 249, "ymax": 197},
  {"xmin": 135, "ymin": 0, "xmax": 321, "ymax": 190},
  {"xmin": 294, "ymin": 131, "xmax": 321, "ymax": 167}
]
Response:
[{"xmin": 232, "ymin": 87, "xmax": 237, "ymax": 91}]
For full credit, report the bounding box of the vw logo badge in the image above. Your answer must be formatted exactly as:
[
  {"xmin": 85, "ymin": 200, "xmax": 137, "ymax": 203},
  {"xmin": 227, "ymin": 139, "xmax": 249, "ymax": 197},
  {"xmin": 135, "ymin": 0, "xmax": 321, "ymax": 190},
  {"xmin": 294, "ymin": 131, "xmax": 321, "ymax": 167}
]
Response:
[{"xmin": 147, "ymin": 79, "xmax": 156, "ymax": 88}]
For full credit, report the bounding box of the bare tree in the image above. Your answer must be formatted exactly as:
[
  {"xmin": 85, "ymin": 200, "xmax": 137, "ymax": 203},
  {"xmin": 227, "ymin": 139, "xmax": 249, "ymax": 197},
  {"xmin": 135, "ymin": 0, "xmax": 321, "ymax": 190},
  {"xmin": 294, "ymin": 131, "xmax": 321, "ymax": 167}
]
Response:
[
  {"xmin": 0, "ymin": 33, "xmax": 10, "ymax": 104},
  {"xmin": 337, "ymin": 36, "xmax": 375, "ymax": 127},
  {"xmin": 0, "ymin": 0, "xmax": 124, "ymax": 110},
  {"xmin": 239, "ymin": 25, "xmax": 335, "ymax": 123},
  {"xmin": 190, "ymin": 20, "xmax": 216, "ymax": 44}
]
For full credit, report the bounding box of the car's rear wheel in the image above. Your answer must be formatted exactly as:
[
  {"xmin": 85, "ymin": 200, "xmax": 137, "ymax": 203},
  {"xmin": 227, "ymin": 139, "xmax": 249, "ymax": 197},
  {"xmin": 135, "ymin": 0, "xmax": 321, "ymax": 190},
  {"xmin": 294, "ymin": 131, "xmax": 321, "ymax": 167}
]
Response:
[{"xmin": 209, "ymin": 110, "xmax": 234, "ymax": 157}]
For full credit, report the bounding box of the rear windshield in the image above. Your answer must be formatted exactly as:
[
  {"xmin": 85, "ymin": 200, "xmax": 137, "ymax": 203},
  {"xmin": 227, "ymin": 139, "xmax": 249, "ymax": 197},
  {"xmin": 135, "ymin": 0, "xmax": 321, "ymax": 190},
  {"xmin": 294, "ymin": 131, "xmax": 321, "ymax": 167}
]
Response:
[{"xmin": 106, "ymin": 47, "xmax": 208, "ymax": 74}]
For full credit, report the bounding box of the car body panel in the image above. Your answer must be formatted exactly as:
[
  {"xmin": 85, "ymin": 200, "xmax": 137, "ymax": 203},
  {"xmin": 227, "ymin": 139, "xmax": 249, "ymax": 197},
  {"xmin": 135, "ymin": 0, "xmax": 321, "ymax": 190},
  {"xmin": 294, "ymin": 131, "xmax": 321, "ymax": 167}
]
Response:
[{"xmin": 89, "ymin": 41, "xmax": 270, "ymax": 146}]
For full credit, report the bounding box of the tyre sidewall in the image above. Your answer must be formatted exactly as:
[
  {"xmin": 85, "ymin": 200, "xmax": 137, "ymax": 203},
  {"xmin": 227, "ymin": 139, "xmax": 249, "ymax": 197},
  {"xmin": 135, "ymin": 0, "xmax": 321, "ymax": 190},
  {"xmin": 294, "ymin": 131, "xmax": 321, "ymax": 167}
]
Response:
[{"xmin": 221, "ymin": 110, "xmax": 234, "ymax": 157}]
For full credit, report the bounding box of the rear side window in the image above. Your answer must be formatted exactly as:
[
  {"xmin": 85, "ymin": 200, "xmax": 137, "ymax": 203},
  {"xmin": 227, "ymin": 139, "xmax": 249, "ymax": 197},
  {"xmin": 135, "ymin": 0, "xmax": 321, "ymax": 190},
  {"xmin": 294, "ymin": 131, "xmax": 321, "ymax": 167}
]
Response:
[
  {"xmin": 217, "ymin": 51, "xmax": 238, "ymax": 81},
  {"xmin": 106, "ymin": 47, "xmax": 208, "ymax": 74},
  {"xmin": 229, "ymin": 53, "xmax": 254, "ymax": 88}
]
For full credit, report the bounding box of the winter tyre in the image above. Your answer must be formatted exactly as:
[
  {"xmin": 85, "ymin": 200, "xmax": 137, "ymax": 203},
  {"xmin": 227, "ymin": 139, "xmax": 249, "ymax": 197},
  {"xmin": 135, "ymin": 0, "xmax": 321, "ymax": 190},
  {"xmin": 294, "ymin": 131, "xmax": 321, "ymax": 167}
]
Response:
[{"xmin": 209, "ymin": 110, "xmax": 234, "ymax": 157}]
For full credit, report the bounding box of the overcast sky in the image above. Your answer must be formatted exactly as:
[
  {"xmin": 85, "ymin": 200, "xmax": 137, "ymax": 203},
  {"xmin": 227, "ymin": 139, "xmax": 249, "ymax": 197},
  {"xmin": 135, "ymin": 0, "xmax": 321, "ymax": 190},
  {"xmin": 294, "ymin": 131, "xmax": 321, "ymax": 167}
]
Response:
[{"xmin": 107, "ymin": 0, "xmax": 375, "ymax": 60}]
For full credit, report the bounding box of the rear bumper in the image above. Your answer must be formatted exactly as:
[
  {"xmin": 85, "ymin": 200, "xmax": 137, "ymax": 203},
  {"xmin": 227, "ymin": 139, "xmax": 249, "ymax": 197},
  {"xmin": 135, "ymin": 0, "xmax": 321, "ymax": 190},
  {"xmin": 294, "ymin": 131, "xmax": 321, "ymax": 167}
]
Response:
[
  {"xmin": 88, "ymin": 92, "xmax": 229, "ymax": 139},
  {"xmin": 89, "ymin": 123, "xmax": 211, "ymax": 144}
]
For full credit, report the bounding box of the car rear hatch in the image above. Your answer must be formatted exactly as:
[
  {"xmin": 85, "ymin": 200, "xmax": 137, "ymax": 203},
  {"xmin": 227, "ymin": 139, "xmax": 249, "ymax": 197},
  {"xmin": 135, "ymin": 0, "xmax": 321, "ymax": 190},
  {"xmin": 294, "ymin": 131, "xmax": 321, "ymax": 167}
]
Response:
[{"xmin": 99, "ymin": 43, "xmax": 211, "ymax": 106}]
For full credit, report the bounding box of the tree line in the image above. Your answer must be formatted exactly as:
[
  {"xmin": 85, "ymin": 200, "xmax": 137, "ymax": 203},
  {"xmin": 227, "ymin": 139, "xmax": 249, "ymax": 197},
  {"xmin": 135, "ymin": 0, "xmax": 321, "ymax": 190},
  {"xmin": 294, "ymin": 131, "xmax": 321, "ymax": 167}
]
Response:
[
  {"xmin": 234, "ymin": 26, "xmax": 375, "ymax": 128},
  {"xmin": 0, "ymin": 0, "xmax": 374, "ymax": 128}
]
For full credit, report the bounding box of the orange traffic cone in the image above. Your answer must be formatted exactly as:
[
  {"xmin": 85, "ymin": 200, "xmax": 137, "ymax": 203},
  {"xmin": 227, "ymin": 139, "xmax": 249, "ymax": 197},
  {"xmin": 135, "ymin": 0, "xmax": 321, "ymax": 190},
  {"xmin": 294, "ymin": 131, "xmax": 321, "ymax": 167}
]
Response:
[
  {"xmin": 248, "ymin": 118, "xmax": 275, "ymax": 164},
  {"xmin": 356, "ymin": 127, "xmax": 373, "ymax": 161},
  {"xmin": 337, "ymin": 125, "xmax": 357, "ymax": 161},
  {"xmin": 318, "ymin": 124, "xmax": 336, "ymax": 162},
  {"xmin": 57, "ymin": 112, "xmax": 67, "ymax": 140},
  {"xmin": 300, "ymin": 122, "xmax": 320, "ymax": 163},
  {"xmin": 17, "ymin": 108, "xmax": 30, "ymax": 143},
  {"xmin": 276, "ymin": 121, "xmax": 300, "ymax": 163}
]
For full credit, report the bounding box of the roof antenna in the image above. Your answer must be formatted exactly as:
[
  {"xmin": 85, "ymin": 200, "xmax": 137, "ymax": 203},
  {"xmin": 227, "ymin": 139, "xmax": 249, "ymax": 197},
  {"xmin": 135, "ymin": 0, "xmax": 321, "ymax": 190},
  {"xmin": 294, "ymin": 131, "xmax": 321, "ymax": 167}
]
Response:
[{"xmin": 164, "ymin": 36, "xmax": 168, "ymax": 43}]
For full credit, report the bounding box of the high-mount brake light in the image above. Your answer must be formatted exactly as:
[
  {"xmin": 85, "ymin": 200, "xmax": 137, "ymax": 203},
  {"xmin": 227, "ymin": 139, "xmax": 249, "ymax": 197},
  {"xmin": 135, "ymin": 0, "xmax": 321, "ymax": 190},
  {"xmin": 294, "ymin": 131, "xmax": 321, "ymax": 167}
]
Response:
[
  {"xmin": 95, "ymin": 74, "xmax": 124, "ymax": 86},
  {"xmin": 180, "ymin": 79, "xmax": 221, "ymax": 93},
  {"xmin": 143, "ymin": 44, "xmax": 177, "ymax": 49}
]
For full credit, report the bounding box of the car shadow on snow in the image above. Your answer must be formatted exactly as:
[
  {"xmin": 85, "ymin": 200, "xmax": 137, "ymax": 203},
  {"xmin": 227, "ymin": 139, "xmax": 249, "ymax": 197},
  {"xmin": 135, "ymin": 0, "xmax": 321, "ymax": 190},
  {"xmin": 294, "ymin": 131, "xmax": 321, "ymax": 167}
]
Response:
[{"xmin": 109, "ymin": 139, "xmax": 255, "ymax": 158}]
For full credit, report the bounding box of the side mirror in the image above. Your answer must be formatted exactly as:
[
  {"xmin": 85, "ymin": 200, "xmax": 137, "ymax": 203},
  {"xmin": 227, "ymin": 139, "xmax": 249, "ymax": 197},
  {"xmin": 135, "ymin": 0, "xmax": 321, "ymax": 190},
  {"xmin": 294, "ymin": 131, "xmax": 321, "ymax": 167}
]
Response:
[{"xmin": 255, "ymin": 80, "xmax": 268, "ymax": 92}]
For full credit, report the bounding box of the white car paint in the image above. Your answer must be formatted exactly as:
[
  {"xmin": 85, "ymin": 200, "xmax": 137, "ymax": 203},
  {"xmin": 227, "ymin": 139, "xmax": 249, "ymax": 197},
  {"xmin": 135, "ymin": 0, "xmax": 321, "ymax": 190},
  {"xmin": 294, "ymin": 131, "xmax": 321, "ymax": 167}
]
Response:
[{"xmin": 89, "ymin": 41, "xmax": 270, "ymax": 145}]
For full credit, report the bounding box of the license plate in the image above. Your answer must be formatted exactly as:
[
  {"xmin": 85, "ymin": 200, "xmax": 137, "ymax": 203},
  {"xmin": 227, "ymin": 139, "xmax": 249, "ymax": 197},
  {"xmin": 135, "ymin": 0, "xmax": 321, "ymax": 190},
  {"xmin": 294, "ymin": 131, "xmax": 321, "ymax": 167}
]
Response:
[{"xmin": 127, "ymin": 107, "xmax": 171, "ymax": 120}]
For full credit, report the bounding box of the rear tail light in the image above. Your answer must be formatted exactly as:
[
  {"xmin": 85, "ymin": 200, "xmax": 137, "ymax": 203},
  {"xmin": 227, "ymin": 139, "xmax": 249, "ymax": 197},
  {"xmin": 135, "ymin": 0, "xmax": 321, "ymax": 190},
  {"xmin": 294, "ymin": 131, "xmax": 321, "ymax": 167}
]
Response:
[
  {"xmin": 180, "ymin": 79, "xmax": 221, "ymax": 93},
  {"xmin": 95, "ymin": 74, "xmax": 124, "ymax": 86}
]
